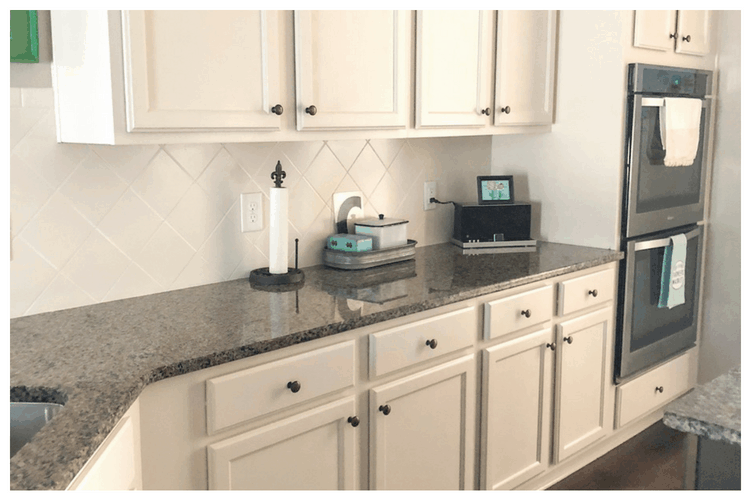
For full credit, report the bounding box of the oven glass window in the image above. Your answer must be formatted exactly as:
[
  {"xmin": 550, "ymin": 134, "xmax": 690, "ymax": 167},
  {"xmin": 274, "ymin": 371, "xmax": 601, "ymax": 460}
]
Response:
[
  {"xmin": 635, "ymin": 106, "xmax": 706, "ymax": 214},
  {"xmin": 629, "ymin": 235, "xmax": 699, "ymax": 352}
]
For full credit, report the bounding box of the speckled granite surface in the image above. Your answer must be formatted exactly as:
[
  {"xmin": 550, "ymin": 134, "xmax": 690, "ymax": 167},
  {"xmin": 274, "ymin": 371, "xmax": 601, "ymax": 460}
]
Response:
[
  {"xmin": 663, "ymin": 366, "xmax": 741, "ymax": 445},
  {"xmin": 10, "ymin": 241, "xmax": 622, "ymax": 490}
]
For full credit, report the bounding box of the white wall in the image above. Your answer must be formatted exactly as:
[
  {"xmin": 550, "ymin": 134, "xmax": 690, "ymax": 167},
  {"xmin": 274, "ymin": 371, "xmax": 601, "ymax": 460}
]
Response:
[
  {"xmin": 697, "ymin": 11, "xmax": 741, "ymax": 383},
  {"xmin": 9, "ymin": 86, "xmax": 490, "ymax": 318}
]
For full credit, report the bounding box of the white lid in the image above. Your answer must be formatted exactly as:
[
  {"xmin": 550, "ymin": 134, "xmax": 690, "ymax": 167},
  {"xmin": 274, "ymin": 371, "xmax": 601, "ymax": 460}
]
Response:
[{"xmin": 355, "ymin": 214, "xmax": 408, "ymax": 228}]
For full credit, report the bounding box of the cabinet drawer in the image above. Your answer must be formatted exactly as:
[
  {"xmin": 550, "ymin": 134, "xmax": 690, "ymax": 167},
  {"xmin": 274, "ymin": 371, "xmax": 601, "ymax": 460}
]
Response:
[
  {"xmin": 484, "ymin": 285, "xmax": 553, "ymax": 340},
  {"xmin": 615, "ymin": 350, "xmax": 693, "ymax": 428},
  {"xmin": 206, "ymin": 341, "xmax": 355, "ymax": 434},
  {"xmin": 557, "ymin": 267, "xmax": 616, "ymax": 316},
  {"xmin": 369, "ymin": 306, "xmax": 476, "ymax": 378}
]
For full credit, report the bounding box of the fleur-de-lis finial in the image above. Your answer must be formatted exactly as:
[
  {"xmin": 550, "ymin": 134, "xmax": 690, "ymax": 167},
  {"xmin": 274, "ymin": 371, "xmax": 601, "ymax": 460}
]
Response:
[{"xmin": 271, "ymin": 161, "xmax": 286, "ymax": 188}]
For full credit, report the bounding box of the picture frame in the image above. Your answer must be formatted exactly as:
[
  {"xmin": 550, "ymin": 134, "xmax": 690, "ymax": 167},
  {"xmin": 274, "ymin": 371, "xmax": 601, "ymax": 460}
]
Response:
[
  {"xmin": 477, "ymin": 175, "xmax": 514, "ymax": 205},
  {"xmin": 10, "ymin": 10, "xmax": 39, "ymax": 63}
]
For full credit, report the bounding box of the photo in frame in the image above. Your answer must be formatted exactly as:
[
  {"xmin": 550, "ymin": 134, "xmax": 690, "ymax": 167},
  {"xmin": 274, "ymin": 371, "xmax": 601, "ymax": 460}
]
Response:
[{"xmin": 477, "ymin": 175, "xmax": 514, "ymax": 204}]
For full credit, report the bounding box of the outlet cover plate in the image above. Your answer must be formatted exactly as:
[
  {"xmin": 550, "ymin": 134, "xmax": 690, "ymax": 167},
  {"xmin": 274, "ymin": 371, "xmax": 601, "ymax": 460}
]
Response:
[
  {"xmin": 241, "ymin": 192, "xmax": 263, "ymax": 232},
  {"xmin": 424, "ymin": 181, "xmax": 436, "ymax": 211}
]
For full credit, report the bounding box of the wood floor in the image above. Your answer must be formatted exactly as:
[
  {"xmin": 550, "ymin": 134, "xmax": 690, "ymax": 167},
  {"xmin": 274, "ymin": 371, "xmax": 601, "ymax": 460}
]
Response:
[{"xmin": 548, "ymin": 422, "xmax": 692, "ymax": 490}]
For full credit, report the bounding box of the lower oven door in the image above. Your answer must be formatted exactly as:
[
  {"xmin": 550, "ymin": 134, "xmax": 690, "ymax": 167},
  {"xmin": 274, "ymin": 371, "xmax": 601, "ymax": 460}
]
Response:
[{"xmin": 616, "ymin": 224, "xmax": 703, "ymax": 382}]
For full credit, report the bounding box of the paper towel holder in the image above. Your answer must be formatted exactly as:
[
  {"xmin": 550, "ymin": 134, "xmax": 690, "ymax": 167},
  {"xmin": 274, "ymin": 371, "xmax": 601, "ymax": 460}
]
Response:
[{"xmin": 249, "ymin": 238, "xmax": 305, "ymax": 290}]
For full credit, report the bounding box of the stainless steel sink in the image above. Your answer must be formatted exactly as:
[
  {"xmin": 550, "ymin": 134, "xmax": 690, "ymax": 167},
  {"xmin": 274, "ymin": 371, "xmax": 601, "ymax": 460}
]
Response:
[{"xmin": 10, "ymin": 402, "xmax": 63, "ymax": 458}]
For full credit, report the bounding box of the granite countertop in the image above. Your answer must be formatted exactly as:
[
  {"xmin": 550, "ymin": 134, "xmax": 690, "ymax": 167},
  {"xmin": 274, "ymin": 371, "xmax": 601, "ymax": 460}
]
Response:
[
  {"xmin": 663, "ymin": 366, "xmax": 741, "ymax": 445},
  {"xmin": 10, "ymin": 241, "xmax": 622, "ymax": 490}
]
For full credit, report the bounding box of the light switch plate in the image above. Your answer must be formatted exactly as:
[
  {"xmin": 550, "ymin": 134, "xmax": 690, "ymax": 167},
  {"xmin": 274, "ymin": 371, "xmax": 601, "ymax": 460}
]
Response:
[{"xmin": 241, "ymin": 193, "xmax": 263, "ymax": 232}]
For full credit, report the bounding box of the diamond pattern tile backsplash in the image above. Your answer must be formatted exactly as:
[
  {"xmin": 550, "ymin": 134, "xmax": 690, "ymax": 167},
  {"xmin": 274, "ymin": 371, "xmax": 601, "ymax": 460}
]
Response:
[{"xmin": 10, "ymin": 87, "xmax": 492, "ymax": 318}]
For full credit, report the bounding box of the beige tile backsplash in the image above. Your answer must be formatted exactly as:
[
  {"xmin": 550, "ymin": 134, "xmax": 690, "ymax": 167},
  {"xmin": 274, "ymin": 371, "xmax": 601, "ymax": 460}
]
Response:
[{"xmin": 10, "ymin": 87, "xmax": 491, "ymax": 318}]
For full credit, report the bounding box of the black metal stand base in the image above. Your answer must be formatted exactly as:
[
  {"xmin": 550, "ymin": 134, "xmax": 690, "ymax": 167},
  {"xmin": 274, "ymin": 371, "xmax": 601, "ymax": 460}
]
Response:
[{"xmin": 249, "ymin": 267, "xmax": 305, "ymax": 291}]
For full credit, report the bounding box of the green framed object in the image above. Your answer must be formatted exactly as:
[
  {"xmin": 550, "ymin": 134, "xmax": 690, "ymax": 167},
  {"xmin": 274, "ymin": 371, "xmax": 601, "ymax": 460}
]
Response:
[{"xmin": 10, "ymin": 10, "xmax": 39, "ymax": 63}]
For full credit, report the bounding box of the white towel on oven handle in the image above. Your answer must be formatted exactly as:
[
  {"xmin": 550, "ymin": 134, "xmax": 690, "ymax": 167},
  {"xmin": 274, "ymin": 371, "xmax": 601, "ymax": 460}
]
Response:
[{"xmin": 659, "ymin": 97, "xmax": 703, "ymax": 167}]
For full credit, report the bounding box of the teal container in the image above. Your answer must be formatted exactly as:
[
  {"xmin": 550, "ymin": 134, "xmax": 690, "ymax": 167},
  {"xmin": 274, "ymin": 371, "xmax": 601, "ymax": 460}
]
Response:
[{"xmin": 327, "ymin": 233, "xmax": 373, "ymax": 252}]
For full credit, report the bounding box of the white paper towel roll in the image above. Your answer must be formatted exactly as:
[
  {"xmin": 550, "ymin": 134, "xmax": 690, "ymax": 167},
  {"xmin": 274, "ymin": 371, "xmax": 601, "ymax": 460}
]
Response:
[{"xmin": 269, "ymin": 187, "xmax": 288, "ymax": 274}]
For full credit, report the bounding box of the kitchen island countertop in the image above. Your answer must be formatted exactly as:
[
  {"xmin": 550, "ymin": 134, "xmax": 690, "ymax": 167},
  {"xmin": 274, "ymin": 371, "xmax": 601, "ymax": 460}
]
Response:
[
  {"xmin": 10, "ymin": 241, "xmax": 622, "ymax": 490},
  {"xmin": 663, "ymin": 365, "xmax": 741, "ymax": 445}
]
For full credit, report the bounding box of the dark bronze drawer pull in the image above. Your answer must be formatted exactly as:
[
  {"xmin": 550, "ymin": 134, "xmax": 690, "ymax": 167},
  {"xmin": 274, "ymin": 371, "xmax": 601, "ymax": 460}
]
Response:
[
  {"xmin": 521, "ymin": 309, "xmax": 531, "ymax": 318},
  {"xmin": 546, "ymin": 342, "xmax": 556, "ymax": 351},
  {"xmin": 379, "ymin": 404, "xmax": 391, "ymax": 416},
  {"xmin": 588, "ymin": 289, "xmax": 598, "ymax": 297},
  {"xmin": 287, "ymin": 381, "xmax": 301, "ymax": 393},
  {"xmin": 305, "ymin": 105, "xmax": 317, "ymax": 116},
  {"xmin": 656, "ymin": 386, "xmax": 664, "ymax": 393},
  {"xmin": 348, "ymin": 416, "xmax": 360, "ymax": 427},
  {"xmin": 426, "ymin": 339, "xmax": 438, "ymax": 349},
  {"xmin": 563, "ymin": 336, "xmax": 573, "ymax": 344}
]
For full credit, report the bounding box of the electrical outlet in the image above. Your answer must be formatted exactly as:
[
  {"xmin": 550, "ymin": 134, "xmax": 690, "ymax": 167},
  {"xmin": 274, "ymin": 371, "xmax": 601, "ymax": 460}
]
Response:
[
  {"xmin": 424, "ymin": 181, "xmax": 437, "ymax": 211},
  {"xmin": 241, "ymin": 193, "xmax": 263, "ymax": 232}
]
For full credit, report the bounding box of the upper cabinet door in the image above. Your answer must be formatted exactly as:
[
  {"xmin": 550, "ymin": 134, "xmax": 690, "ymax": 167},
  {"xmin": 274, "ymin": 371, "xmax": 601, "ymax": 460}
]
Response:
[
  {"xmin": 122, "ymin": 11, "xmax": 282, "ymax": 132},
  {"xmin": 415, "ymin": 10, "xmax": 494, "ymax": 128},
  {"xmin": 494, "ymin": 11, "xmax": 557, "ymax": 126},
  {"xmin": 675, "ymin": 10, "xmax": 713, "ymax": 56},
  {"xmin": 294, "ymin": 11, "xmax": 410, "ymax": 131},
  {"xmin": 633, "ymin": 10, "xmax": 678, "ymax": 51}
]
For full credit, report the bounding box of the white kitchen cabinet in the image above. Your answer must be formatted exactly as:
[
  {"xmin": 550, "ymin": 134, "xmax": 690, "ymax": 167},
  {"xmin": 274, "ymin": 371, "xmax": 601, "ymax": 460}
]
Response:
[
  {"xmin": 294, "ymin": 10, "xmax": 410, "ymax": 131},
  {"xmin": 370, "ymin": 355, "xmax": 476, "ymax": 490},
  {"xmin": 121, "ymin": 11, "xmax": 282, "ymax": 132},
  {"xmin": 553, "ymin": 307, "xmax": 615, "ymax": 463},
  {"xmin": 416, "ymin": 10, "xmax": 557, "ymax": 129},
  {"xmin": 207, "ymin": 396, "xmax": 358, "ymax": 490},
  {"xmin": 633, "ymin": 10, "xmax": 713, "ymax": 56},
  {"xmin": 67, "ymin": 400, "xmax": 142, "ymax": 491},
  {"xmin": 415, "ymin": 10, "xmax": 495, "ymax": 128},
  {"xmin": 493, "ymin": 10, "xmax": 557, "ymax": 126},
  {"xmin": 481, "ymin": 328, "xmax": 554, "ymax": 490},
  {"xmin": 675, "ymin": 11, "xmax": 713, "ymax": 56}
]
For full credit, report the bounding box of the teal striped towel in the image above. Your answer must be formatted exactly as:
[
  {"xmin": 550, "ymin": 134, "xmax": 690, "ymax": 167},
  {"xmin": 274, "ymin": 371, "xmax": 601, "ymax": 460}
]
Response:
[{"xmin": 658, "ymin": 233, "xmax": 687, "ymax": 309}]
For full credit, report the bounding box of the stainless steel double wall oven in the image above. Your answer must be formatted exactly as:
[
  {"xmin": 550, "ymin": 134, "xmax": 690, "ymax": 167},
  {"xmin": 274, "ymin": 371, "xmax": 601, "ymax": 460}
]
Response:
[{"xmin": 616, "ymin": 63, "xmax": 712, "ymax": 382}]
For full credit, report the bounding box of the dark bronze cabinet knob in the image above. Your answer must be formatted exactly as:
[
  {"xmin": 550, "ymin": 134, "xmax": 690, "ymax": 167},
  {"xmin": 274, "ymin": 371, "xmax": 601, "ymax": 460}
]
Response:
[
  {"xmin": 683, "ymin": 35, "xmax": 691, "ymax": 42},
  {"xmin": 588, "ymin": 289, "xmax": 598, "ymax": 297},
  {"xmin": 546, "ymin": 342, "xmax": 556, "ymax": 351},
  {"xmin": 348, "ymin": 416, "xmax": 360, "ymax": 427},
  {"xmin": 500, "ymin": 106, "xmax": 511, "ymax": 114},
  {"xmin": 305, "ymin": 105, "xmax": 317, "ymax": 116},
  {"xmin": 521, "ymin": 309, "xmax": 531, "ymax": 318},
  {"xmin": 287, "ymin": 381, "xmax": 301, "ymax": 393},
  {"xmin": 481, "ymin": 107, "xmax": 491, "ymax": 115},
  {"xmin": 563, "ymin": 336, "xmax": 573, "ymax": 344},
  {"xmin": 379, "ymin": 404, "xmax": 391, "ymax": 415},
  {"xmin": 271, "ymin": 104, "xmax": 284, "ymax": 115},
  {"xmin": 656, "ymin": 386, "xmax": 664, "ymax": 393},
  {"xmin": 670, "ymin": 32, "xmax": 677, "ymax": 39},
  {"xmin": 426, "ymin": 339, "xmax": 438, "ymax": 349}
]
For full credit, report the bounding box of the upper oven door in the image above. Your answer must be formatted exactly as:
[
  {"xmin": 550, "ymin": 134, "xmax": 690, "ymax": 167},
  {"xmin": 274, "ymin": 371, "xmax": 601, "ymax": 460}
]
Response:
[
  {"xmin": 623, "ymin": 94, "xmax": 711, "ymax": 239},
  {"xmin": 616, "ymin": 225, "xmax": 702, "ymax": 382}
]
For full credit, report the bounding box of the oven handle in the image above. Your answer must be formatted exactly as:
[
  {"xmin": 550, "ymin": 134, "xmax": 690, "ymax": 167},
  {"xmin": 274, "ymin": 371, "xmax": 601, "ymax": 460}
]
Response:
[
  {"xmin": 641, "ymin": 97, "xmax": 710, "ymax": 108},
  {"xmin": 633, "ymin": 227, "xmax": 701, "ymax": 252}
]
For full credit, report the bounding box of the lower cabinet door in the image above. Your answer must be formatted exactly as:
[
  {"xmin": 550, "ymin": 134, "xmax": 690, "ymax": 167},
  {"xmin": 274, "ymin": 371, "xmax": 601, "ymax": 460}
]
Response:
[
  {"xmin": 554, "ymin": 307, "xmax": 615, "ymax": 463},
  {"xmin": 481, "ymin": 328, "xmax": 554, "ymax": 490},
  {"xmin": 207, "ymin": 397, "xmax": 358, "ymax": 490},
  {"xmin": 369, "ymin": 355, "xmax": 476, "ymax": 490}
]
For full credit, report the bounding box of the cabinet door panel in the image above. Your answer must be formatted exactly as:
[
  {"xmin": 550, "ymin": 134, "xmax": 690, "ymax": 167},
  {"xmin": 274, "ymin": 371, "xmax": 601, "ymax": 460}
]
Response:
[
  {"xmin": 295, "ymin": 11, "xmax": 409, "ymax": 130},
  {"xmin": 415, "ymin": 10, "xmax": 494, "ymax": 128},
  {"xmin": 494, "ymin": 11, "xmax": 557, "ymax": 126},
  {"xmin": 481, "ymin": 329, "xmax": 554, "ymax": 490},
  {"xmin": 370, "ymin": 355, "xmax": 476, "ymax": 490},
  {"xmin": 554, "ymin": 308, "xmax": 614, "ymax": 463},
  {"xmin": 633, "ymin": 10, "xmax": 677, "ymax": 52},
  {"xmin": 207, "ymin": 397, "xmax": 356, "ymax": 490},
  {"xmin": 675, "ymin": 11, "xmax": 712, "ymax": 56},
  {"xmin": 122, "ymin": 11, "xmax": 282, "ymax": 132}
]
